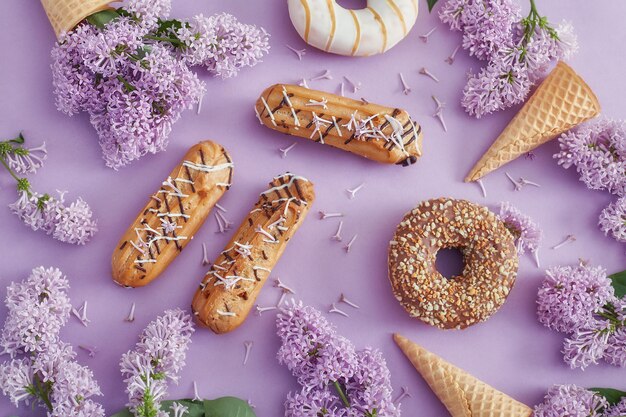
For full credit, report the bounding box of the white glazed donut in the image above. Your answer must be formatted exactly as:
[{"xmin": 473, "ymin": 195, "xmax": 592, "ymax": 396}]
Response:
[{"xmin": 288, "ymin": 0, "xmax": 418, "ymax": 56}]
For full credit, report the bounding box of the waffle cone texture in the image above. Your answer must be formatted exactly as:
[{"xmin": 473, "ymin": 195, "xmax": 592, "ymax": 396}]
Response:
[
  {"xmin": 393, "ymin": 334, "xmax": 532, "ymax": 417},
  {"xmin": 465, "ymin": 61, "xmax": 600, "ymax": 182},
  {"xmin": 41, "ymin": 0, "xmax": 111, "ymax": 37}
]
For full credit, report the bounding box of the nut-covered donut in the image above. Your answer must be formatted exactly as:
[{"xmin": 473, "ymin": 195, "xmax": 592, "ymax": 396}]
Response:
[{"xmin": 388, "ymin": 198, "xmax": 518, "ymax": 329}]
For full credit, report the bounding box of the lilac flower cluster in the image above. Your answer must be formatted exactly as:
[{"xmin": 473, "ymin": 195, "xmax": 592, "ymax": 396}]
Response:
[
  {"xmin": 556, "ymin": 118, "xmax": 626, "ymax": 247},
  {"xmin": 537, "ymin": 262, "xmax": 626, "ymax": 369},
  {"xmin": 51, "ymin": 0, "xmax": 269, "ymax": 169},
  {"xmin": 120, "ymin": 309, "xmax": 194, "ymax": 417},
  {"xmin": 277, "ymin": 301, "xmax": 400, "ymax": 417},
  {"xmin": 0, "ymin": 267, "xmax": 104, "ymax": 417},
  {"xmin": 498, "ymin": 202, "xmax": 542, "ymax": 264},
  {"xmin": 0, "ymin": 134, "xmax": 48, "ymax": 175},
  {"xmin": 599, "ymin": 197, "xmax": 626, "ymax": 244},
  {"xmin": 533, "ymin": 385, "xmax": 608, "ymax": 417},
  {"xmin": 10, "ymin": 190, "xmax": 97, "ymax": 245},
  {"xmin": 440, "ymin": 0, "xmax": 578, "ymax": 118}
]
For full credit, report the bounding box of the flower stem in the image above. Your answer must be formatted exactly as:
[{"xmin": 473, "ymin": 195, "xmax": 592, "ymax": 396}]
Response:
[
  {"xmin": 0, "ymin": 157, "xmax": 20, "ymax": 183},
  {"xmin": 333, "ymin": 380, "xmax": 351, "ymax": 408}
]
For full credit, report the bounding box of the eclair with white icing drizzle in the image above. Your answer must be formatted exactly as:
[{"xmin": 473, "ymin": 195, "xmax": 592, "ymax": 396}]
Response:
[
  {"xmin": 255, "ymin": 84, "xmax": 423, "ymax": 166},
  {"xmin": 191, "ymin": 173, "xmax": 315, "ymax": 333},
  {"xmin": 112, "ymin": 141, "xmax": 233, "ymax": 287}
]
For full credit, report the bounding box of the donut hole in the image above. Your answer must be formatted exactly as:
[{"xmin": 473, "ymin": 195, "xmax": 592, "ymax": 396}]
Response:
[
  {"xmin": 435, "ymin": 247, "xmax": 465, "ymax": 280},
  {"xmin": 335, "ymin": 0, "xmax": 367, "ymax": 9}
]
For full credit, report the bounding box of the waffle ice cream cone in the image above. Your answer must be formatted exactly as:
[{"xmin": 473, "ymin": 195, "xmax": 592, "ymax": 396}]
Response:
[
  {"xmin": 465, "ymin": 61, "xmax": 600, "ymax": 182},
  {"xmin": 41, "ymin": 0, "xmax": 112, "ymax": 37},
  {"xmin": 393, "ymin": 334, "xmax": 532, "ymax": 417}
]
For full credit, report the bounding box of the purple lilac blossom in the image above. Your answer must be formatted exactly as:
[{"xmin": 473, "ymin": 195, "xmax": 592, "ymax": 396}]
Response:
[
  {"xmin": 536, "ymin": 263, "xmax": 614, "ymax": 333},
  {"xmin": 459, "ymin": 0, "xmax": 520, "ymax": 61},
  {"xmin": 4, "ymin": 142, "xmax": 47, "ymax": 175},
  {"xmin": 277, "ymin": 301, "xmax": 399, "ymax": 416},
  {"xmin": 555, "ymin": 118, "xmax": 626, "ymax": 198},
  {"xmin": 177, "ymin": 13, "xmax": 270, "ymax": 79},
  {"xmin": 606, "ymin": 397, "xmax": 626, "ymax": 417},
  {"xmin": 498, "ymin": 202, "xmax": 542, "ymax": 256},
  {"xmin": 599, "ymin": 197, "xmax": 626, "ymax": 244},
  {"xmin": 533, "ymin": 384, "xmax": 607, "ymax": 417},
  {"xmin": 120, "ymin": 309, "xmax": 194, "ymax": 417},
  {"xmin": 562, "ymin": 319, "xmax": 611, "ymax": 370},
  {"xmin": 1, "ymin": 266, "xmax": 71, "ymax": 355},
  {"xmin": 9, "ymin": 190, "xmax": 97, "ymax": 245},
  {"xmin": 0, "ymin": 267, "xmax": 104, "ymax": 416}
]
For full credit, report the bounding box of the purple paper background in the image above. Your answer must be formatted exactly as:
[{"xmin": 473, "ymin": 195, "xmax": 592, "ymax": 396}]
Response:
[{"xmin": 1, "ymin": 0, "xmax": 625, "ymax": 415}]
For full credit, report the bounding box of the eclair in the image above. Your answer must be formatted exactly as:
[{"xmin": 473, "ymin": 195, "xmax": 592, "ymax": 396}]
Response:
[
  {"xmin": 191, "ymin": 173, "xmax": 315, "ymax": 333},
  {"xmin": 112, "ymin": 141, "xmax": 233, "ymax": 287},
  {"xmin": 255, "ymin": 83, "xmax": 423, "ymax": 166}
]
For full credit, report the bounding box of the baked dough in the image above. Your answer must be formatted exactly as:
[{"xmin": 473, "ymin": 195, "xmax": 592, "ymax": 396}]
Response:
[
  {"xmin": 288, "ymin": 0, "xmax": 419, "ymax": 56},
  {"xmin": 112, "ymin": 141, "xmax": 233, "ymax": 287},
  {"xmin": 388, "ymin": 198, "xmax": 518, "ymax": 329},
  {"xmin": 191, "ymin": 173, "xmax": 315, "ymax": 334},
  {"xmin": 255, "ymin": 83, "xmax": 423, "ymax": 166}
]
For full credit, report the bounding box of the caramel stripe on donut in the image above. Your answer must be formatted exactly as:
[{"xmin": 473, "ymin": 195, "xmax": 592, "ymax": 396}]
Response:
[
  {"xmin": 367, "ymin": 7, "xmax": 387, "ymax": 53},
  {"xmin": 410, "ymin": 0, "xmax": 418, "ymax": 17},
  {"xmin": 324, "ymin": 0, "xmax": 337, "ymax": 52},
  {"xmin": 348, "ymin": 10, "xmax": 361, "ymax": 56},
  {"xmin": 300, "ymin": 0, "xmax": 312, "ymax": 42},
  {"xmin": 386, "ymin": 0, "xmax": 407, "ymax": 35}
]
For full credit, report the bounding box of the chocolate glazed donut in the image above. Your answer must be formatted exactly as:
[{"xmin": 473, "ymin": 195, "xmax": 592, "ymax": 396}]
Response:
[{"xmin": 388, "ymin": 198, "xmax": 519, "ymax": 329}]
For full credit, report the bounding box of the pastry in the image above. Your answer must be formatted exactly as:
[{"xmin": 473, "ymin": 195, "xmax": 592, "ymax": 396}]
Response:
[
  {"xmin": 255, "ymin": 84, "xmax": 423, "ymax": 166},
  {"xmin": 41, "ymin": 0, "xmax": 111, "ymax": 37},
  {"xmin": 191, "ymin": 173, "xmax": 315, "ymax": 334},
  {"xmin": 287, "ymin": 0, "xmax": 418, "ymax": 56},
  {"xmin": 394, "ymin": 334, "xmax": 533, "ymax": 417},
  {"xmin": 388, "ymin": 198, "xmax": 518, "ymax": 329},
  {"xmin": 112, "ymin": 141, "xmax": 233, "ymax": 288},
  {"xmin": 465, "ymin": 62, "xmax": 600, "ymax": 182}
]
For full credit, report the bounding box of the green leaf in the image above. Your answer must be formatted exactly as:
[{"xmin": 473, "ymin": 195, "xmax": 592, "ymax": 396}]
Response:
[
  {"xmin": 204, "ymin": 397, "xmax": 257, "ymax": 417},
  {"xmin": 609, "ymin": 270, "xmax": 626, "ymax": 299},
  {"xmin": 427, "ymin": 0, "xmax": 439, "ymax": 12},
  {"xmin": 9, "ymin": 133, "xmax": 25, "ymax": 144},
  {"xmin": 590, "ymin": 388, "xmax": 626, "ymax": 406},
  {"xmin": 109, "ymin": 398, "xmax": 255, "ymax": 417},
  {"xmin": 86, "ymin": 9, "xmax": 120, "ymax": 28}
]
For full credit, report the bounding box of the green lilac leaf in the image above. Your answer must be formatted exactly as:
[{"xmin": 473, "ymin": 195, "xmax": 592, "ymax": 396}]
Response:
[
  {"xmin": 609, "ymin": 270, "xmax": 626, "ymax": 299},
  {"xmin": 109, "ymin": 398, "xmax": 255, "ymax": 417},
  {"xmin": 427, "ymin": 0, "xmax": 439, "ymax": 12},
  {"xmin": 590, "ymin": 388, "xmax": 626, "ymax": 406},
  {"xmin": 86, "ymin": 9, "xmax": 120, "ymax": 28},
  {"xmin": 204, "ymin": 397, "xmax": 257, "ymax": 417}
]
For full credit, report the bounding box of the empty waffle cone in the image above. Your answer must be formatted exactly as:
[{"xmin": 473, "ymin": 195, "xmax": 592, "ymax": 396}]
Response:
[
  {"xmin": 41, "ymin": 0, "xmax": 112, "ymax": 37},
  {"xmin": 465, "ymin": 61, "xmax": 600, "ymax": 182},
  {"xmin": 393, "ymin": 334, "xmax": 532, "ymax": 417}
]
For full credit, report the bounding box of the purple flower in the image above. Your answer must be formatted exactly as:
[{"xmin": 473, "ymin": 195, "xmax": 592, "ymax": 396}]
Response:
[
  {"xmin": 49, "ymin": 361, "xmax": 104, "ymax": 417},
  {"xmin": 9, "ymin": 190, "xmax": 97, "ymax": 245},
  {"xmin": 599, "ymin": 197, "xmax": 626, "ymax": 244},
  {"xmin": 4, "ymin": 142, "xmax": 47, "ymax": 175},
  {"xmin": 533, "ymin": 385, "xmax": 607, "ymax": 417},
  {"xmin": 459, "ymin": 0, "xmax": 520, "ymax": 61},
  {"xmin": 277, "ymin": 301, "xmax": 357, "ymax": 389},
  {"xmin": 1, "ymin": 267, "xmax": 71, "ymax": 356},
  {"xmin": 126, "ymin": 0, "xmax": 172, "ymax": 30},
  {"xmin": 177, "ymin": 13, "xmax": 270, "ymax": 79},
  {"xmin": 462, "ymin": 58, "xmax": 530, "ymax": 118},
  {"xmin": 604, "ymin": 327, "xmax": 626, "ymax": 367},
  {"xmin": 554, "ymin": 21, "xmax": 579, "ymax": 61},
  {"xmin": 285, "ymin": 388, "xmax": 343, "ymax": 417},
  {"xmin": 562, "ymin": 319, "xmax": 611, "ymax": 370},
  {"xmin": 120, "ymin": 309, "xmax": 195, "ymax": 415},
  {"xmin": 439, "ymin": 0, "xmax": 467, "ymax": 31},
  {"xmin": 277, "ymin": 302, "xmax": 399, "ymax": 416},
  {"xmin": 498, "ymin": 202, "xmax": 542, "ymax": 256},
  {"xmin": 555, "ymin": 118, "xmax": 626, "ymax": 198},
  {"xmin": 0, "ymin": 358, "xmax": 34, "ymax": 407},
  {"xmin": 347, "ymin": 348, "xmax": 400, "ymax": 417},
  {"xmin": 606, "ymin": 397, "xmax": 626, "ymax": 417},
  {"xmin": 536, "ymin": 263, "xmax": 614, "ymax": 333}
]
